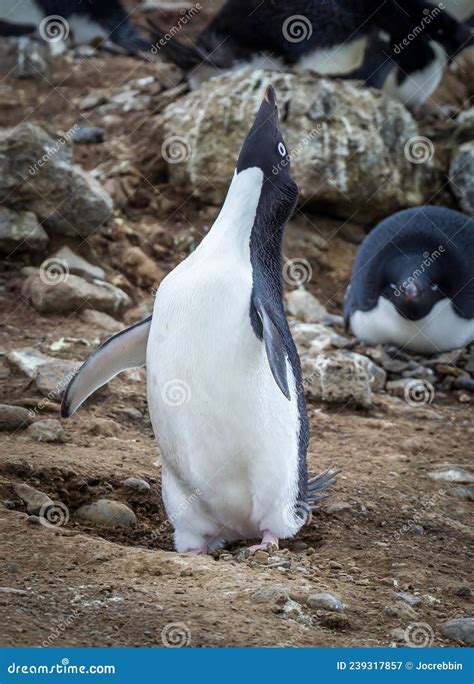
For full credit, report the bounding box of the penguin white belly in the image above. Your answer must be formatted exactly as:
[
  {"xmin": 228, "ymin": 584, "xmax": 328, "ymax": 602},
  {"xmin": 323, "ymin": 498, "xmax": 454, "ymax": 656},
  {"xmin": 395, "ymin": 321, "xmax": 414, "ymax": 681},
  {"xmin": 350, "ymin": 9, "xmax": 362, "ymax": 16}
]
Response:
[
  {"xmin": 351, "ymin": 297, "xmax": 474, "ymax": 353},
  {"xmin": 297, "ymin": 36, "xmax": 367, "ymax": 75},
  {"xmin": 147, "ymin": 252, "xmax": 301, "ymax": 551}
]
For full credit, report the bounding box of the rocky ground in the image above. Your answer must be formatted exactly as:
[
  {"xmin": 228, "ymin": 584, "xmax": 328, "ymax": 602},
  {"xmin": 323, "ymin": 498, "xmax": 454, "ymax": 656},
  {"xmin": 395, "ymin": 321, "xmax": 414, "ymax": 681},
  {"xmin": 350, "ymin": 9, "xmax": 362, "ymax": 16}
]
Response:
[{"xmin": 0, "ymin": 0, "xmax": 473, "ymax": 649}]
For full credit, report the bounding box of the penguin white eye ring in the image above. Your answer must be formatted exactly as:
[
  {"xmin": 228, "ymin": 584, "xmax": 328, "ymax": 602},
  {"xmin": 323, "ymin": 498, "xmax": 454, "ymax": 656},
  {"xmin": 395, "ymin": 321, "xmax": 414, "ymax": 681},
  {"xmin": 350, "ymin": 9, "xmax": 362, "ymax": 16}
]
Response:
[
  {"xmin": 61, "ymin": 84, "xmax": 338, "ymax": 556},
  {"xmin": 278, "ymin": 142, "xmax": 287, "ymax": 156}
]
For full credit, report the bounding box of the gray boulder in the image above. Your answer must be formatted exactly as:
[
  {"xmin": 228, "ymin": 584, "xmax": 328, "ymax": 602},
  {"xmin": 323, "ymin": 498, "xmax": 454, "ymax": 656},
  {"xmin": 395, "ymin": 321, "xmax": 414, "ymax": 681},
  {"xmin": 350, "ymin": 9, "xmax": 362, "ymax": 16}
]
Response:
[
  {"xmin": 157, "ymin": 69, "xmax": 441, "ymax": 220},
  {"xmin": 302, "ymin": 350, "xmax": 372, "ymax": 407},
  {"xmin": 0, "ymin": 123, "xmax": 112, "ymax": 236},
  {"xmin": 0, "ymin": 208, "xmax": 48, "ymax": 254},
  {"xmin": 21, "ymin": 268, "xmax": 131, "ymax": 315}
]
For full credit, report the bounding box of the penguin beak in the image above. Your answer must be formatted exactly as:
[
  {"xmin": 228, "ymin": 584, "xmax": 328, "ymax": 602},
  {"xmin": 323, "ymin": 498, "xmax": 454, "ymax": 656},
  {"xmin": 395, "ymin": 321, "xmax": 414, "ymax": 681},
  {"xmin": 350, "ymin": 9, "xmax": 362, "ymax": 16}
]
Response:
[
  {"xmin": 403, "ymin": 282, "xmax": 419, "ymax": 302},
  {"xmin": 263, "ymin": 84, "xmax": 277, "ymax": 106}
]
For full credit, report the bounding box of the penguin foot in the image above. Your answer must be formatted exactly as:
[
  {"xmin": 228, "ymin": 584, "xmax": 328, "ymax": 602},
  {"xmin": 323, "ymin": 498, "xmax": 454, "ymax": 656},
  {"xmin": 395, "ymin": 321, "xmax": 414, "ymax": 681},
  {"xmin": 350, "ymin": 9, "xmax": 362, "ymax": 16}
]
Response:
[{"xmin": 243, "ymin": 530, "xmax": 279, "ymax": 556}]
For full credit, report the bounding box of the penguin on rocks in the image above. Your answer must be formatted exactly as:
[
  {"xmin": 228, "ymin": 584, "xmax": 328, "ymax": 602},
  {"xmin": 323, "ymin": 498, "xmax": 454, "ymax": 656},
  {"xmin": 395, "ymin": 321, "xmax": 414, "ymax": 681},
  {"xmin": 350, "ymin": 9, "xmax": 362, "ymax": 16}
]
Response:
[
  {"xmin": 344, "ymin": 206, "xmax": 474, "ymax": 354},
  {"xmin": 61, "ymin": 85, "xmax": 337, "ymax": 554},
  {"xmin": 0, "ymin": 0, "xmax": 150, "ymax": 55},
  {"xmin": 147, "ymin": 0, "xmax": 473, "ymax": 96},
  {"xmin": 353, "ymin": 0, "xmax": 474, "ymax": 108}
]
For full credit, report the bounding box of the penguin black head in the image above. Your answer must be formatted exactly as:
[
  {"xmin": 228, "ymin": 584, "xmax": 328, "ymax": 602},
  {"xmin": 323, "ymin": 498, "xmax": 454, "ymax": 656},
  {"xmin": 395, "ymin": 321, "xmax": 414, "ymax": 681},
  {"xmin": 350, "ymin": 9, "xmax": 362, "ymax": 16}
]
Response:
[
  {"xmin": 236, "ymin": 85, "xmax": 298, "ymax": 227},
  {"xmin": 382, "ymin": 260, "xmax": 445, "ymax": 321},
  {"xmin": 415, "ymin": 7, "xmax": 474, "ymax": 58},
  {"xmin": 344, "ymin": 206, "xmax": 474, "ymax": 354}
]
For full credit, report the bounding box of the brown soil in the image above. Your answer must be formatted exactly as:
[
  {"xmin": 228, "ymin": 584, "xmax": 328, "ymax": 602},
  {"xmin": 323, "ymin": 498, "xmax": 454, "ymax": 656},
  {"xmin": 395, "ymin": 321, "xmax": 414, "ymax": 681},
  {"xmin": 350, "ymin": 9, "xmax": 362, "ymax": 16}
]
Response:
[{"xmin": 0, "ymin": 6, "xmax": 473, "ymax": 649}]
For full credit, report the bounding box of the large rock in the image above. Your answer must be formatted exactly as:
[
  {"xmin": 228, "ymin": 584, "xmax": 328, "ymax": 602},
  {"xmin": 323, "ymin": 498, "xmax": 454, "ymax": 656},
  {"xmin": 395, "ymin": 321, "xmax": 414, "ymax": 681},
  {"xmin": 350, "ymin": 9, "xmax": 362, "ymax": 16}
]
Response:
[
  {"xmin": 0, "ymin": 208, "xmax": 48, "ymax": 254},
  {"xmin": 7, "ymin": 347, "xmax": 79, "ymax": 401},
  {"xmin": 21, "ymin": 268, "xmax": 132, "ymax": 315},
  {"xmin": 302, "ymin": 350, "xmax": 372, "ymax": 407},
  {"xmin": 450, "ymin": 142, "xmax": 474, "ymax": 215},
  {"xmin": 0, "ymin": 37, "xmax": 50, "ymax": 79},
  {"xmin": 0, "ymin": 123, "xmax": 112, "ymax": 236},
  {"xmin": 157, "ymin": 69, "xmax": 441, "ymax": 220},
  {"xmin": 0, "ymin": 404, "xmax": 33, "ymax": 430},
  {"xmin": 76, "ymin": 499, "xmax": 137, "ymax": 527},
  {"xmin": 26, "ymin": 419, "xmax": 65, "ymax": 443}
]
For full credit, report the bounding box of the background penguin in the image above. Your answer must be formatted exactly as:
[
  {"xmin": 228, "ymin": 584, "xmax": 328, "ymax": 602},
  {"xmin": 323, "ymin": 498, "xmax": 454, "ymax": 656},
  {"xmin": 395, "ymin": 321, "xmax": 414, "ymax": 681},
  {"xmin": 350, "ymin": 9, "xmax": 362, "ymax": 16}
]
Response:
[
  {"xmin": 61, "ymin": 85, "xmax": 336, "ymax": 554},
  {"xmin": 0, "ymin": 0, "xmax": 150, "ymax": 55},
  {"xmin": 352, "ymin": 1, "xmax": 474, "ymax": 108},
  {"xmin": 344, "ymin": 206, "xmax": 474, "ymax": 354},
  {"xmin": 147, "ymin": 0, "xmax": 473, "ymax": 95}
]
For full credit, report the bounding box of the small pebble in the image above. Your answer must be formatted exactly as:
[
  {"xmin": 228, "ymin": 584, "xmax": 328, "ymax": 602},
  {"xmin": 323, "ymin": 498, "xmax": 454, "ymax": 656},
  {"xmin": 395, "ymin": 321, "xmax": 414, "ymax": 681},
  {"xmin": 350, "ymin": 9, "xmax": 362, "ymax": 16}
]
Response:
[
  {"xmin": 123, "ymin": 477, "xmax": 151, "ymax": 493},
  {"xmin": 26, "ymin": 419, "xmax": 65, "ymax": 443},
  {"xmin": 307, "ymin": 592, "xmax": 344, "ymax": 612},
  {"xmin": 72, "ymin": 126, "xmax": 105, "ymax": 144}
]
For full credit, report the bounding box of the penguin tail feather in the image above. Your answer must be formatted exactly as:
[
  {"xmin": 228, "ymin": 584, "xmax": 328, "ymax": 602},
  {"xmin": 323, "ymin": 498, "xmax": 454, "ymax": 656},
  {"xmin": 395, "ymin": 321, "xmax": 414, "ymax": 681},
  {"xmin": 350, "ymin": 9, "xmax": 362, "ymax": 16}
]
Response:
[{"xmin": 306, "ymin": 467, "xmax": 340, "ymax": 509}]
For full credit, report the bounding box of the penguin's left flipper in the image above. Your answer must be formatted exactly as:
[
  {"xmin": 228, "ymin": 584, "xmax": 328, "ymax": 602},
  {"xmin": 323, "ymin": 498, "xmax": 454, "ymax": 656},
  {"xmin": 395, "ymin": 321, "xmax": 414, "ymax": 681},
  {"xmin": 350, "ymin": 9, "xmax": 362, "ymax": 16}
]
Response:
[
  {"xmin": 253, "ymin": 297, "xmax": 290, "ymax": 401},
  {"xmin": 61, "ymin": 315, "xmax": 152, "ymax": 418},
  {"xmin": 307, "ymin": 467, "xmax": 340, "ymax": 508}
]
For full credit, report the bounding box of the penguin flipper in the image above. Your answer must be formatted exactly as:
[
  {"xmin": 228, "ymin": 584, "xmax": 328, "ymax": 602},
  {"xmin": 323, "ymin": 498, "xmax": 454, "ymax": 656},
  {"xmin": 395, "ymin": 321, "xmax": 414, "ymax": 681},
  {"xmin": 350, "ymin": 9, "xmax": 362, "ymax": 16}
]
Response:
[
  {"xmin": 61, "ymin": 315, "xmax": 152, "ymax": 418},
  {"xmin": 253, "ymin": 298, "xmax": 290, "ymax": 401}
]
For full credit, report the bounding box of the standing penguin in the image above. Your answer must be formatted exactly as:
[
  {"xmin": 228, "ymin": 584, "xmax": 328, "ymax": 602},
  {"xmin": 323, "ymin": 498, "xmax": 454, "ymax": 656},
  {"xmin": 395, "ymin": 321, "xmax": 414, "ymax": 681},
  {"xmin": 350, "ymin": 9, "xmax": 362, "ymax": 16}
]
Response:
[
  {"xmin": 344, "ymin": 206, "xmax": 474, "ymax": 354},
  {"xmin": 0, "ymin": 0, "xmax": 150, "ymax": 55},
  {"xmin": 62, "ymin": 85, "xmax": 336, "ymax": 554}
]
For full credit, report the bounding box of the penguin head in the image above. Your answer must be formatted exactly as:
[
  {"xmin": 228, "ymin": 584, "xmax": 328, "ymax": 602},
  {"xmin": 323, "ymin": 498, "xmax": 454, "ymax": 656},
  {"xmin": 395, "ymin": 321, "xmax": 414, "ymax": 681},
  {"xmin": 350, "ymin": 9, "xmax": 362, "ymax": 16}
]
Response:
[
  {"xmin": 383, "ymin": 259, "xmax": 444, "ymax": 321},
  {"xmin": 420, "ymin": 10, "xmax": 474, "ymax": 58},
  {"xmin": 236, "ymin": 85, "xmax": 298, "ymax": 226}
]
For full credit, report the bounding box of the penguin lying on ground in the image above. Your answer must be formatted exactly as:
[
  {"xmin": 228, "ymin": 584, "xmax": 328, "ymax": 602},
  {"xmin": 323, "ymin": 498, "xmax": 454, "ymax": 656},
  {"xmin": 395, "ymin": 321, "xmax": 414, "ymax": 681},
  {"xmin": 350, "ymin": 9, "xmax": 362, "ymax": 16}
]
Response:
[
  {"xmin": 147, "ymin": 0, "xmax": 473, "ymax": 98},
  {"xmin": 0, "ymin": 0, "xmax": 150, "ymax": 55},
  {"xmin": 355, "ymin": 1, "xmax": 474, "ymax": 108},
  {"xmin": 344, "ymin": 206, "xmax": 474, "ymax": 354},
  {"xmin": 62, "ymin": 85, "xmax": 337, "ymax": 554}
]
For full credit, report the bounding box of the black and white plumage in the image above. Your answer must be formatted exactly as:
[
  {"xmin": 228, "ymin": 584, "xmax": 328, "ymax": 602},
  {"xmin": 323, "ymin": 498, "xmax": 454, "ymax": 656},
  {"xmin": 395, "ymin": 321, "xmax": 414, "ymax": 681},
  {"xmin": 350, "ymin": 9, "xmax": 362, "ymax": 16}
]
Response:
[
  {"xmin": 0, "ymin": 0, "xmax": 150, "ymax": 54},
  {"xmin": 344, "ymin": 206, "xmax": 474, "ymax": 354},
  {"xmin": 149, "ymin": 0, "xmax": 473, "ymax": 100},
  {"xmin": 62, "ymin": 85, "xmax": 336, "ymax": 554}
]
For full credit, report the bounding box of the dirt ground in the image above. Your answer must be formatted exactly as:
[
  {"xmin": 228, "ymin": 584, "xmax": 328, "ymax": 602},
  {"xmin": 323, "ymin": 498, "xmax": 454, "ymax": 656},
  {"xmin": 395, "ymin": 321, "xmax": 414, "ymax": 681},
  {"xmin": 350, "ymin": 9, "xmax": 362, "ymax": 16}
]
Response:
[{"xmin": 0, "ymin": 4, "xmax": 473, "ymax": 650}]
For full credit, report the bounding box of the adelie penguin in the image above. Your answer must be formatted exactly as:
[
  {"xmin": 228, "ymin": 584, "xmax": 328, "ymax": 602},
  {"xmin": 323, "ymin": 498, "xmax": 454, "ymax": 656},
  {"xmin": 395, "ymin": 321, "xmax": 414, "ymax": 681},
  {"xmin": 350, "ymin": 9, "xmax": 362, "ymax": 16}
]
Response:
[
  {"xmin": 0, "ymin": 0, "xmax": 150, "ymax": 55},
  {"xmin": 148, "ymin": 0, "xmax": 473, "ymax": 99},
  {"xmin": 61, "ymin": 85, "xmax": 337, "ymax": 554},
  {"xmin": 344, "ymin": 206, "xmax": 474, "ymax": 355}
]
